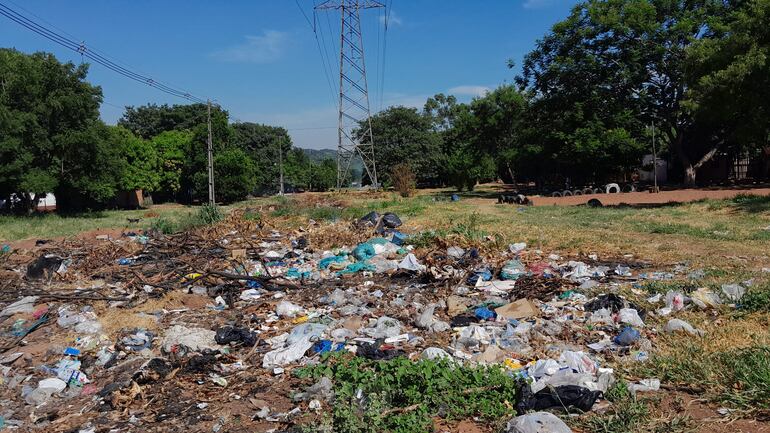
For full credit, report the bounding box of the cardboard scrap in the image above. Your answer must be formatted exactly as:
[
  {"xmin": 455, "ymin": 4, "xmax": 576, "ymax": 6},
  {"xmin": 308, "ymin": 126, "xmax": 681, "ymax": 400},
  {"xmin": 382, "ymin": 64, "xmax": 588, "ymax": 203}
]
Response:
[{"xmin": 495, "ymin": 298, "xmax": 540, "ymax": 320}]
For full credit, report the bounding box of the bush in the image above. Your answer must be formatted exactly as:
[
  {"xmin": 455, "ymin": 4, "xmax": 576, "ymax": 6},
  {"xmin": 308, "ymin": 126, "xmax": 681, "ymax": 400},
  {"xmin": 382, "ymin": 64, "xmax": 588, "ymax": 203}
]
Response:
[
  {"xmin": 150, "ymin": 217, "xmax": 176, "ymax": 234},
  {"xmin": 296, "ymin": 354, "xmax": 518, "ymax": 433},
  {"xmin": 197, "ymin": 204, "xmax": 223, "ymax": 225},
  {"xmin": 390, "ymin": 163, "xmax": 416, "ymax": 197}
]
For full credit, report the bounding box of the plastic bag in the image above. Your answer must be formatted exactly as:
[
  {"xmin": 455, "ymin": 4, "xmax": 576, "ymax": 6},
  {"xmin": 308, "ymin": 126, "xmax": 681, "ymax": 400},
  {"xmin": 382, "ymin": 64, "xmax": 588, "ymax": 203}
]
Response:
[
  {"xmin": 506, "ymin": 411, "xmax": 573, "ymax": 433},
  {"xmin": 352, "ymin": 243, "xmax": 376, "ymax": 261},
  {"xmin": 276, "ymin": 301, "xmax": 303, "ymax": 318},
  {"xmin": 398, "ymin": 254, "xmax": 425, "ymax": 272},
  {"xmin": 665, "ymin": 290, "xmax": 685, "ymax": 312},
  {"xmin": 501, "ymin": 260, "xmax": 526, "ymax": 280},
  {"xmin": 559, "ymin": 351, "xmax": 597, "ymax": 375},
  {"xmin": 447, "ymin": 246, "xmax": 465, "ymax": 259},
  {"xmin": 691, "ymin": 287, "xmax": 720, "ymax": 309},
  {"xmin": 664, "ymin": 319, "xmax": 704, "ymax": 336},
  {"xmin": 721, "ymin": 283, "xmax": 746, "ymax": 302},
  {"xmin": 618, "ymin": 308, "xmax": 645, "ymax": 327},
  {"xmin": 614, "ymin": 327, "xmax": 640, "ymax": 346},
  {"xmin": 364, "ymin": 316, "xmax": 402, "ymax": 339},
  {"xmin": 421, "ymin": 347, "xmax": 452, "ymax": 361}
]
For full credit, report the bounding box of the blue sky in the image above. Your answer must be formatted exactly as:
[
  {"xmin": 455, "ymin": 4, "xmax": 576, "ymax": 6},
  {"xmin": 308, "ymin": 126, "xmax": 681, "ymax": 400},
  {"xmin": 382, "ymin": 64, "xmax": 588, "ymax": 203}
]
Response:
[{"xmin": 0, "ymin": 0, "xmax": 579, "ymax": 149}]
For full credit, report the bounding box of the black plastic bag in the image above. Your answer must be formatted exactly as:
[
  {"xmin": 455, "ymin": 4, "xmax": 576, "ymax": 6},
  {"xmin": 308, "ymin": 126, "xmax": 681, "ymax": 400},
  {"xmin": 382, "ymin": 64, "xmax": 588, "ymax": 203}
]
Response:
[
  {"xmin": 358, "ymin": 211, "xmax": 380, "ymax": 226},
  {"xmin": 215, "ymin": 326, "xmax": 257, "ymax": 347},
  {"xmin": 517, "ymin": 384, "xmax": 602, "ymax": 413},
  {"xmin": 375, "ymin": 212, "xmax": 402, "ymax": 234},
  {"xmin": 356, "ymin": 339, "xmax": 405, "ymax": 360}
]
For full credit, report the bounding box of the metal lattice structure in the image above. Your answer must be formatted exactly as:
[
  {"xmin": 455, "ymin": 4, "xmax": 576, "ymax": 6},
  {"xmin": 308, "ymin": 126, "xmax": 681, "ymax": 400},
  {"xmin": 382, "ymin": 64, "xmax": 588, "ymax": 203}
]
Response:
[{"xmin": 315, "ymin": 0, "xmax": 383, "ymax": 188}]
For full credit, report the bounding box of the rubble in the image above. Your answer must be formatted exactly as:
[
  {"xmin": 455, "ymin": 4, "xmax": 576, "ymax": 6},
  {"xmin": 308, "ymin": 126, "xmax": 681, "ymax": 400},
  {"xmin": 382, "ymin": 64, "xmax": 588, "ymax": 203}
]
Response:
[{"xmin": 0, "ymin": 209, "xmax": 714, "ymax": 431}]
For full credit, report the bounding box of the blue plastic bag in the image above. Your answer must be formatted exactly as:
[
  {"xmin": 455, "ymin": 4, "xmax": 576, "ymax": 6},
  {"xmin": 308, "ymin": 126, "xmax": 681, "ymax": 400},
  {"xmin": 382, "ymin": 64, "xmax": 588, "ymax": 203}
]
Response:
[{"xmin": 614, "ymin": 326, "xmax": 640, "ymax": 346}]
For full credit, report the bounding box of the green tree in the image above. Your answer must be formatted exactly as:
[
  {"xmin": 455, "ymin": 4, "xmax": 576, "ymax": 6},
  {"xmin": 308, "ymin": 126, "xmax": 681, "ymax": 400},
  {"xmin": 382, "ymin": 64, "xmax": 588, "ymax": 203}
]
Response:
[
  {"xmin": 181, "ymin": 106, "xmax": 231, "ymax": 202},
  {"xmin": 55, "ymin": 121, "xmax": 125, "ymax": 211},
  {"xmin": 212, "ymin": 148, "xmax": 256, "ymax": 203},
  {"xmin": 362, "ymin": 106, "xmax": 444, "ymax": 186},
  {"xmin": 0, "ymin": 49, "xmax": 103, "ymax": 212},
  {"xmin": 283, "ymin": 147, "xmax": 312, "ymax": 191},
  {"xmin": 111, "ymin": 126, "xmax": 160, "ymax": 192},
  {"xmin": 230, "ymin": 122, "xmax": 292, "ymax": 193},
  {"xmin": 151, "ymin": 130, "xmax": 192, "ymax": 201},
  {"xmin": 118, "ymin": 103, "xmax": 211, "ymax": 139},
  {"xmin": 309, "ymin": 158, "xmax": 337, "ymax": 191},
  {"xmin": 685, "ymin": 0, "xmax": 770, "ymax": 173},
  {"xmin": 518, "ymin": 0, "xmax": 712, "ymax": 185}
]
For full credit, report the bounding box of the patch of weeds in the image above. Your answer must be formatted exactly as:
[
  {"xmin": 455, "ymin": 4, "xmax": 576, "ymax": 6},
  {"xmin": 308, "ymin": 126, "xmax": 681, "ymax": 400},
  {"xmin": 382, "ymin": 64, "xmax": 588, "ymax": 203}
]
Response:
[
  {"xmin": 149, "ymin": 217, "xmax": 176, "ymax": 234},
  {"xmin": 408, "ymin": 230, "xmax": 448, "ymax": 249},
  {"xmin": 651, "ymin": 415, "xmax": 695, "ymax": 433},
  {"xmin": 449, "ymin": 212, "xmax": 487, "ymax": 241},
  {"xmin": 307, "ymin": 206, "xmax": 343, "ymax": 222},
  {"xmin": 242, "ymin": 210, "xmax": 262, "ymax": 222},
  {"xmin": 637, "ymin": 342, "xmax": 770, "ymax": 414},
  {"xmin": 739, "ymin": 284, "xmax": 770, "ymax": 313},
  {"xmin": 717, "ymin": 346, "xmax": 770, "ymax": 411},
  {"xmin": 638, "ymin": 343, "xmax": 715, "ymax": 385},
  {"xmin": 638, "ymin": 280, "xmax": 690, "ymax": 295},
  {"xmin": 731, "ymin": 194, "xmax": 770, "ymax": 213},
  {"xmin": 296, "ymin": 354, "xmax": 517, "ymax": 433},
  {"xmin": 197, "ymin": 204, "xmax": 224, "ymax": 224},
  {"xmin": 176, "ymin": 204, "xmax": 224, "ymax": 231},
  {"xmin": 577, "ymin": 380, "xmax": 649, "ymax": 433}
]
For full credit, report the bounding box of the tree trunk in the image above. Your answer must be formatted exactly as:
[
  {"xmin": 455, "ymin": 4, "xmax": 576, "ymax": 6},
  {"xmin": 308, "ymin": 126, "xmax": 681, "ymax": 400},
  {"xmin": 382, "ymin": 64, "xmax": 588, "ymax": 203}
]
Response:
[
  {"xmin": 684, "ymin": 165, "xmax": 697, "ymax": 186},
  {"xmin": 670, "ymin": 131, "xmax": 720, "ymax": 187}
]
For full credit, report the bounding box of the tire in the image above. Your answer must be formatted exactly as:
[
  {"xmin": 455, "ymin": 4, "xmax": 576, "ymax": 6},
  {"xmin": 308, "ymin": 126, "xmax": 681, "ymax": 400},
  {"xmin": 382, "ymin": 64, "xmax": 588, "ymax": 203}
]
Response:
[
  {"xmin": 593, "ymin": 188, "xmax": 602, "ymax": 194},
  {"xmin": 583, "ymin": 188, "xmax": 594, "ymax": 195},
  {"xmin": 573, "ymin": 190, "xmax": 583, "ymax": 196},
  {"xmin": 562, "ymin": 190, "xmax": 573, "ymax": 196},
  {"xmin": 551, "ymin": 191, "xmax": 562, "ymax": 197}
]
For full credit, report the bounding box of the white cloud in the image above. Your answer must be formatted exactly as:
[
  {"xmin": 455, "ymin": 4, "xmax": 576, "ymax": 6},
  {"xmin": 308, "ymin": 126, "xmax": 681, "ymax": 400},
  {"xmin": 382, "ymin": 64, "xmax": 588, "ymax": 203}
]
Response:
[
  {"xmin": 523, "ymin": 0, "xmax": 554, "ymax": 9},
  {"xmin": 380, "ymin": 10, "xmax": 402, "ymax": 27},
  {"xmin": 212, "ymin": 30, "xmax": 289, "ymax": 63},
  {"xmin": 447, "ymin": 85, "xmax": 491, "ymax": 97}
]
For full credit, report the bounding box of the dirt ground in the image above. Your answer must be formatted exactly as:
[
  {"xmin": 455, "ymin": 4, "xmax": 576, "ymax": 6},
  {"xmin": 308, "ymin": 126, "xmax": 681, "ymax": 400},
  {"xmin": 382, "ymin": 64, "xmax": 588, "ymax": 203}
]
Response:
[{"xmin": 530, "ymin": 187, "xmax": 770, "ymax": 206}]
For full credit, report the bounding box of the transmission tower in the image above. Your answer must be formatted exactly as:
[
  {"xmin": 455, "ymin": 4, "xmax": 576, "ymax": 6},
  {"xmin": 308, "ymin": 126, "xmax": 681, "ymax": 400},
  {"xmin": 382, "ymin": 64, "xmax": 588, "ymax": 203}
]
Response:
[{"xmin": 315, "ymin": 0, "xmax": 383, "ymax": 189}]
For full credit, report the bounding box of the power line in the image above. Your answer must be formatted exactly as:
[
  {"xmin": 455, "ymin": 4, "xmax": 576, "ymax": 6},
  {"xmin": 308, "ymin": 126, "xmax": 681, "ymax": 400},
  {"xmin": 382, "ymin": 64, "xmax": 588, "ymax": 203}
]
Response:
[{"xmin": 0, "ymin": 1, "xmax": 207, "ymax": 104}]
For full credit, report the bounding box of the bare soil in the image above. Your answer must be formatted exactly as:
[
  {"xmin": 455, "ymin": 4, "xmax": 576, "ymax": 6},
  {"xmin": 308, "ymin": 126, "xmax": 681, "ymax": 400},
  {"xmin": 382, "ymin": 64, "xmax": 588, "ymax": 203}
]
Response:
[{"xmin": 531, "ymin": 187, "xmax": 770, "ymax": 206}]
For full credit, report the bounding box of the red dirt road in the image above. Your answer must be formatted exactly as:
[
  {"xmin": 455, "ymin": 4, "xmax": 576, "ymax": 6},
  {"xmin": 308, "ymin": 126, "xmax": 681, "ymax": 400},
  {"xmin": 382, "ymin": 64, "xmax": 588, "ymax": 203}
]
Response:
[{"xmin": 530, "ymin": 187, "xmax": 770, "ymax": 206}]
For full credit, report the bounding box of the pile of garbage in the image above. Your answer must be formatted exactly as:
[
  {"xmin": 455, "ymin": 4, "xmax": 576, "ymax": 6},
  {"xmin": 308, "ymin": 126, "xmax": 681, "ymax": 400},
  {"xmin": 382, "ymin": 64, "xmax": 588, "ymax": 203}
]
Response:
[{"xmin": 0, "ymin": 209, "xmax": 729, "ymax": 432}]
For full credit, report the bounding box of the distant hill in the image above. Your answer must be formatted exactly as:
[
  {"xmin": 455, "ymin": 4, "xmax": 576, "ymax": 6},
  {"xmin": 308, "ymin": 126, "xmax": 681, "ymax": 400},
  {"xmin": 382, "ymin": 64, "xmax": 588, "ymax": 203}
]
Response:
[
  {"xmin": 302, "ymin": 148, "xmax": 337, "ymax": 162},
  {"xmin": 300, "ymin": 148, "xmax": 364, "ymax": 182}
]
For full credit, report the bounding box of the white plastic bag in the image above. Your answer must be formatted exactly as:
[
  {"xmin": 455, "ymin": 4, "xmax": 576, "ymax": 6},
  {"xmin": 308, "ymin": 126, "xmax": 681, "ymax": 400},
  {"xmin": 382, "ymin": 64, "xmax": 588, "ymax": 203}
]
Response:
[
  {"xmin": 664, "ymin": 319, "xmax": 704, "ymax": 336},
  {"xmin": 506, "ymin": 412, "xmax": 573, "ymax": 433},
  {"xmin": 276, "ymin": 301, "xmax": 304, "ymax": 318},
  {"xmin": 618, "ymin": 308, "xmax": 645, "ymax": 327}
]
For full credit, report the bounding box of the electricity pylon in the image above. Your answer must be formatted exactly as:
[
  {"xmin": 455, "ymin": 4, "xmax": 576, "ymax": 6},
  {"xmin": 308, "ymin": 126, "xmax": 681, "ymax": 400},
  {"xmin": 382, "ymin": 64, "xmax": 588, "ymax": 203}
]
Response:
[{"xmin": 315, "ymin": 0, "xmax": 382, "ymax": 189}]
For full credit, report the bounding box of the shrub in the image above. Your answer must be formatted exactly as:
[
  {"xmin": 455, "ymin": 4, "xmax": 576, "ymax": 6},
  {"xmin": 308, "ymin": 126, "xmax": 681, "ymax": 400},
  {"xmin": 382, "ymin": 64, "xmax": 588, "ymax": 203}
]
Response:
[{"xmin": 391, "ymin": 163, "xmax": 416, "ymax": 197}]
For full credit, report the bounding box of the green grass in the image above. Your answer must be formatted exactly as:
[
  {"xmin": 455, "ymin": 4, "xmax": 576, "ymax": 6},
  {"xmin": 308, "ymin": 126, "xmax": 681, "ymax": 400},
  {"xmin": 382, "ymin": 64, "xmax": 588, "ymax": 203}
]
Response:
[
  {"xmin": 634, "ymin": 343, "xmax": 770, "ymax": 414},
  {"xmin": 577, "ymin": 380, "xmax": 695, "ymax": 433},
  {"xmin": 578, "ymin": 381, "xmax": 650, "ymax": 433},
  {"xmin": 0, "ymin": 203, "xmax": 233, "ymax": 242},
  {"xmin": 739, "ymin": 282, "xmax": 770, "ymax": 313},
  {"xmin": 296, "ymin": 354, "xmax": 518, "ymax": 433},
  {"xmin": 0, "ymin": 207, "xmax": 193, "ymax": 241}
]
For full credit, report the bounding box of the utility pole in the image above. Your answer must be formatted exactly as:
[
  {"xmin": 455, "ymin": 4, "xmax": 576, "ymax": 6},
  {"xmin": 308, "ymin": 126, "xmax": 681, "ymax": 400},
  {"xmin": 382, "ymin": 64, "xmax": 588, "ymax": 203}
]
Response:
[
  {"xmin": 206, "ymin": 100, "xmax": 215, "ymax": 205},
  {"xmin": 315, "ymin": 0, "xmax": 382, "ymax": 189},
  {"xmin": 278, "ymin": 138, "xmax": 285, "ymax": 195},
  {"xmin": 652, "ymin": 120, "xmax": 658, "ymax": 193}
]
